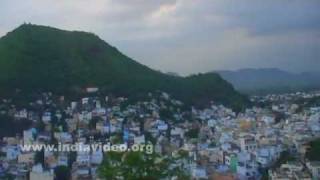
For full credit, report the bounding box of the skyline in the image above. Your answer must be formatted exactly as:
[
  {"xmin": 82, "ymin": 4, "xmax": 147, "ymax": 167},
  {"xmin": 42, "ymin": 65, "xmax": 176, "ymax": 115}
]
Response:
[{"xmin": 1, "ymin": 0, "xmax": 319, "ymax": 75}]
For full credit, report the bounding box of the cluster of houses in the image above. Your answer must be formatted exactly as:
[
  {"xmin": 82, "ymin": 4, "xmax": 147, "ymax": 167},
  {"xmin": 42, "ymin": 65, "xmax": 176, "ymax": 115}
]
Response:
[{"xmin": 0, "ymin": 90, "xmax": 320, "ymax": 179}]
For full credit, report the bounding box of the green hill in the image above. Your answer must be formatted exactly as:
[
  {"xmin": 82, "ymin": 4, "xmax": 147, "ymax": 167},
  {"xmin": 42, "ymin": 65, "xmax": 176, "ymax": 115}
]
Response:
[{"xmin": 0, "ymin": 24, "xmax": 249, "ymax": 111}]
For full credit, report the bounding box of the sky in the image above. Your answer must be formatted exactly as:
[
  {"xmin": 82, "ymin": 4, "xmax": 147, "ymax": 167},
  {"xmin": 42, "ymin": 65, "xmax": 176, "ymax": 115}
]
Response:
[{"xmin": 0, "ymin": 0, "xmax": 319, "ymax": 75}]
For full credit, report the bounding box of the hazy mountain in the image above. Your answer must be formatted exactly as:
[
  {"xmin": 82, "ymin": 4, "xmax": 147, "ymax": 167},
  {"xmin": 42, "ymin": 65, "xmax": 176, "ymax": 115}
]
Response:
[
  {"xmin": 0, "ymin": 24, "xmax": 249, "ymax": 110},
  {"xmin": 216, "ymin": 68, "xmax": 320, "ymax": 94}
]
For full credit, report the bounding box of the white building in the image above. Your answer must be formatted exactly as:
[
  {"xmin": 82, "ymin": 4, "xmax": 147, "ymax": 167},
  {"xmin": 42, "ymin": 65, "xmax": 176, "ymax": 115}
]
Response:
[
  {"xmin": 240, "ymin": 135, "xmax": 257, "ymax": 152},
  {"xmin": 306, "ymin": 161, "xmax": 320, "ymax": 179},
  {"xmin": 30, "ymin": 164, "xmax": 54, "ymax": 180}
]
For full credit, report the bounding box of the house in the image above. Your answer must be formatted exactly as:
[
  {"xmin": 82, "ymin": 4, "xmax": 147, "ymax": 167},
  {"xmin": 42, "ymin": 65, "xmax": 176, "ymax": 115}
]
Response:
[
  {"xmin": 134, "ymin": 135, "xmax": 145, "ymax": 144},
  {"xmin": 306, "ymin": 161, "xmax": 320, "ymax": 179},
  {"xmin": 9, "ymin": 164, "xmax": 29, "ymax": 180},
  {"xmin": 191, "ymin": 167, "xmax": 208, "ymax": 179},
  {"xmin": 96, "ymin": 121, "xmax": 107, "ymax": 134},
  {"xmin": 206, "ymin": 147, "xmax": 222, "ymax": 164},
  {"xmin": 86, "ymin": 87, "xmax": 99, "ymax": 93},
  {"xmin": 211, "ymin": 173, "xmax": 236, "ymax": 180},
  {"xmin": 57, "ymin": 154, "xmax": 69, "ymax": 166},
  {"xmin": 6, "ymin": 145, "xmax": 20, "ymax": 161},
  {"xmin": 281, "ymin": 161, "xmax": 303, "ymax": 172},
  {"xmin": 293, "ymin": 171, "xmax": 312, "ymax": 180},
  {"xmin": 23, "ymin": 128, "xmax": 36, "ymax": 145},
  {"xmin": 42, "ymin": 112, "xmax": 52, "ymax": 123},
  {"xmin": 14, "ymin": 109, "xmax": 28, "ymax": 119},
  {"xmin": 54, "ymin": 132, "xmax": 73, "ymax": 144},
  {"xmin": 93, "ymin": 107, "xmax": 106, "ymax": 116},
  {"xmin": 30, "ymin": 164, "xmax": 54, "ymax": 180},
  {"xmin": 82, "ymin": 98, "xmax": 89, "ymax": 105},
  {"xmin": 3, "ymin": 137, "xmax": 20, "ymax": 145},
  {"xmin": 67, "ymin": 118, "xmax": 79, "ymax": 132},
  {"xmin": 269, "ymin": 161, "xmax": 307, "ymax": 180},
  {"xmin": 239, "ymin": 135, "xmax": 257, "ymax": 152},
  {"xmin": 219, "ymin": 132, "xmax": 234, "ymax": 144},
  {"xmin": 171, "ymin": 127, "xmax": 184, "ymax": 138},
  {"xmin": 236, "ymin": 161, "xmax": 258, "ymax": 179},
  {"xmin": 78, "ymin": 111, "xmax": 92, "ymax": 123},
  {"xmin": 77, "ymin": 150, "xmax": 90, "ymax": 165},
  {"xmin": 157, "ymin": 120, "xmax": 168, "ymax": 131},
  {"xmin": 224, "ymin": 153, "xmax": 237, "ymax": 167},
  {"xmin": 71, "ymin": 164, "xmax": 91, "ymax": 180},
  {"xmin": 256, "ymin": 146, "xmax": 281, "ymax": 168},
  {"xmin": 18, "ymin": 152, "xmax": 35, "ymax": 164},
  {"xmin": 45, "ymin": 151, "xmax": 58, "ymax": 168},
  {"xmin": 91, "ymin": 149, "xmax": 103, "ymax": 165},
  {"xmin": 269, "ymin": 169, "xmax": 291, "ymax": 180},
  {"xmin": 261, "ymin": 115, "xmax": 275, "ymax": 125},
  {"xmin": 71, "ymin": 102, "xmax": 77, "ymax": 110},
  {"xmin": 207, "ymin": 119, "xmax": 217, "ymax": 128},
  {"xmin": 37, "ymin": 132, "xmax": 51, "ymax": 143}
]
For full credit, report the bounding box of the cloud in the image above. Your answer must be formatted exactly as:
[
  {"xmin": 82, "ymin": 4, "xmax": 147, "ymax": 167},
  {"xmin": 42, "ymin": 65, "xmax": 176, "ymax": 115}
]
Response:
[
  {"xmin": 0, "ymin": 0, "xmax": 319, "ymax": 75},
  {"xmin": 215, "ymin": 0, "xmax": 320, "ymax": 36}
]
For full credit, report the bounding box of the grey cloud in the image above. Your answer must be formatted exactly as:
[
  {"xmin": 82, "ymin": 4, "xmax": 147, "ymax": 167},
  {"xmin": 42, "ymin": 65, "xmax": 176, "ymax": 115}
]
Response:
[
  {"xmin": 0, "ymin": 0, "xmax": 319, "ymax": 75},
  {"xmin": 210, "ymin": 0, "xmax": 320, "ymax": 36}
]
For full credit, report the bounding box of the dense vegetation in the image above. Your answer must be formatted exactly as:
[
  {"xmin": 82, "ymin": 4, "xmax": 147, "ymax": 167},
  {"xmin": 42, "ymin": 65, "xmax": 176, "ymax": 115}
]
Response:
[
  {"xmin": 304, "ymin": 97, "xmax": 320, "ymax": 107},
  {"xmin": 98, "ymin": 151, "xmax": 189, "ymax": 179},
  {"xmin": 271, "ymin": 151, "xmax": 296, "ymax": 170},
  {"xmin": 0, "ymin": 114, "xmax": 33, "ymax": 137},
  {"xmin": 306, "ymin": 139, "xmax": 320, "ymax": 161},
  {"xmin": 54, "ymin": 166, "xmax": 71, "ymax": 180},
  {"xmin": 0, "ymin": 24, "xmax": 249, "ymax": 111}
]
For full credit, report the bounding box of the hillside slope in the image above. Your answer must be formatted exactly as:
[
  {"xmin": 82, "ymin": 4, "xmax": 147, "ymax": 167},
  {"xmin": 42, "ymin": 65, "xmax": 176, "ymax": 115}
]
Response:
[{"xmin": 0, "ymin": 24, "xmax": 249, "ymax": 110}]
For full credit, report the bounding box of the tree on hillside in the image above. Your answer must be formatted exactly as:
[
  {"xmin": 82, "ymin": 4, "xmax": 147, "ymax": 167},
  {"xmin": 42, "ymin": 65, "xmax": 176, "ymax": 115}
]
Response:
[
  {"xmin": 54, "ymin": 166, "xmax": 70, "ymax": 180},
  {"xmin": 98, "ymin": 151, "xmax": 189, "ymax": 180},
  {"xmin": 306, "ymin": 139, "xmax": 320, "ymax": 161}
]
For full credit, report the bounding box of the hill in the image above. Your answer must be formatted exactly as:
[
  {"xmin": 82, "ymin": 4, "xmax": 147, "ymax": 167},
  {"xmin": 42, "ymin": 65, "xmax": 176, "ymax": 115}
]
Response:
[
  {"xmin": 216, "ymin": 68, "xmax": 320, "ymax": 94},
  {"xmin": 0, "ymin": 24, "xmax": 249, "ymax": 111}
]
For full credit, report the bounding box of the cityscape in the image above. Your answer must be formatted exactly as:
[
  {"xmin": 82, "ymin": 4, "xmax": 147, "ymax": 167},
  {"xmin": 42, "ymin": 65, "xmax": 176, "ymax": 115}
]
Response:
[
  {"xmin": 1, "ymin": 89, "xmax": 320, "ymax": 179},
  {"xmin": 0, "ymin": 0, "xmax": 319, "ymax": 179}
]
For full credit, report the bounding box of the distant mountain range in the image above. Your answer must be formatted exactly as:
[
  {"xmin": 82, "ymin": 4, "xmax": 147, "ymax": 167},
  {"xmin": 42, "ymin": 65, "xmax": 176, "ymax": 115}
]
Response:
[
  {"xmin": 0, "ymin": 24, "xmax": 249, "ymax": 110},
  {"xmin": 216, "ymin": 68, "xmax": 320, "ymax": 94}
]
